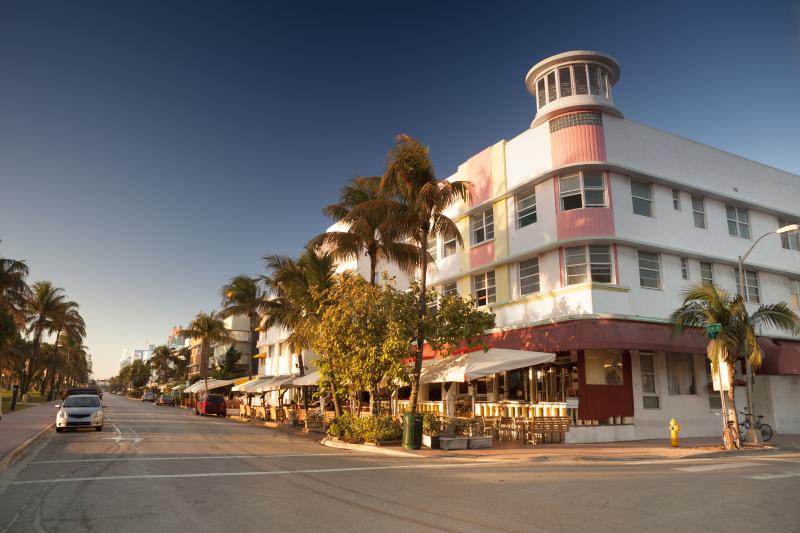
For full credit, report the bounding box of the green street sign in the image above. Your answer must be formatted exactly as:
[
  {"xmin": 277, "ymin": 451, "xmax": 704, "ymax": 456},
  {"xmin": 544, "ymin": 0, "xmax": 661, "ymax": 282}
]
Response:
[{"xmin": 705, "ymin": 323, "xmax": 722, "ymax": 339}]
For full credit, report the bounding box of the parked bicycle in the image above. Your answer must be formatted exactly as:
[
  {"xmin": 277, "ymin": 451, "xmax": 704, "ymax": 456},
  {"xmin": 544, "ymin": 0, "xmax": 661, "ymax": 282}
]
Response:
[
  {"xmin": 713, "ymin": 410, "xmax": 742, "ymax": 450},
  {"xmin": 739, "ymin": 408, "xmax": 773, "ymax": 442}
]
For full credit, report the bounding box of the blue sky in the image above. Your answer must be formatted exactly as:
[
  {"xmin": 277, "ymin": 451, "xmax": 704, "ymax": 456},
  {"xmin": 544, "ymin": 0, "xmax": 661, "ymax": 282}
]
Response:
[{"xmin": 1, "ymin": 1, "xmax": 798, "ymax": 378}]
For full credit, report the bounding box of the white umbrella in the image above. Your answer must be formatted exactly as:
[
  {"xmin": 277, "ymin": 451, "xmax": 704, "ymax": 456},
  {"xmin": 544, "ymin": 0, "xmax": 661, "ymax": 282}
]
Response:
[{"xmin": 420, "ymin": 348, "xmax": 556, "ymax": 383}]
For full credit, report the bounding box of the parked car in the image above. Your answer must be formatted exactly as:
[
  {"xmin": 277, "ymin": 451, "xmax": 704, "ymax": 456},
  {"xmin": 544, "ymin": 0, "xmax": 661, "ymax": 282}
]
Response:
[
  {"xmin": 64, "ymin": 387, "xmax": 102, "ymax": 400},
  {"xmin": 156, "ymin": 394, "xmax": 175, "ymax": 406},
  {"xmin": 195, "ymin": 394, "xmax": 227, "ymax": 417},
  {"xmin": 55, "ymin": 394, "xmax": 103, "ymax": 432},
  {"xmin": 141, "ymin": 392, "xmax": 156, "ymax": 402}
]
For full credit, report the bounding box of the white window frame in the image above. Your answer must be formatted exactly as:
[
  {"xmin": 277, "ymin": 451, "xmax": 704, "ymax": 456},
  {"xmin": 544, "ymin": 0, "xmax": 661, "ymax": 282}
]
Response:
[
  {"xmin": 736, "ymin": 269, "xmax": 761, "ymax": 304},
  {"xmin": 639, "ymin": 351, "xmax": 660, "ymax": 409},
  {"xmin": 442, "ymin": 236, "xmax": 457, "ymax": 258},
  {"xmin": 631, "ymin": 180, "xmax": 653, "ymax": 217},
  {"xmin": 637, "ymin": 250, "xmax": 661, "ymax": 289},
  {"xmin": 559, "ymin": 171, "xmax": 607, "ymax": 212},
  {"xmin": 442, "ymin": 282, "xmax": 458, "ymax": 298},
  {"xmin": 789, "ymin": 278, "xmax": 800, "ymax": 311},
  {"xmin": 680, "ymin": 257, "xmax": 689, "ymax": 280},
  {"xmin": 472, "ymin": 271, "xmax": 496, "ymax": 306},
  {"xmin": 726, "ymin": 205, "xmax": 751, "ymax": 239},
  {"xmin": 672, "ymin": 189, "xmax": 681, "ymax": 211},
  {"xmin": 516, "ymin": 188, "xmax": 537, "ymax": 228},
  {"xmin": 779, "ymin": 218, "xmax": 800, "ymax": 251},
  {"xmin": 691, "ymin": 195, "xmax": 706, "ymax": 229},
  {"xmin": 564, "ymin": 244, "xmax": 613, "ymax": 285},
  {"xmin": 519, "ymin": 257, "xmax": 540, "ymax": 296},
  {"xmin": 471, "ymin": 208, "xmax": 494, "ymax": 245},
  {"xmin": 700, "ymin": 262, "xmax": 714, "ymax": 287}
]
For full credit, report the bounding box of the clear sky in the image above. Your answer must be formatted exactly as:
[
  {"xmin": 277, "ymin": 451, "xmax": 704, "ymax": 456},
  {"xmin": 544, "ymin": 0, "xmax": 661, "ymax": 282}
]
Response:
[{"xmin": 1, "ymin": 1, "xmax": 798, "ymax": 378}]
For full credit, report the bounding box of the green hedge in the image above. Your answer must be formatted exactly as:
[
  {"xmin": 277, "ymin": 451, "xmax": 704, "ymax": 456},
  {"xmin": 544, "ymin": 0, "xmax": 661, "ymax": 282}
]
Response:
[{"xmin": 327, "ymin": 412, "xmax": 401, "ymax": 443}]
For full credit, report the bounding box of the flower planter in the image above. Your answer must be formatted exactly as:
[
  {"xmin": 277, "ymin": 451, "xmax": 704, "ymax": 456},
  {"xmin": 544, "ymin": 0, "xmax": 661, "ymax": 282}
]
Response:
[
  {"xmin": 422, "ymin": 434, "xmax": 440, "ymax": 449},
  {"xmin": 438, "ymin": 436, "xmax": 469, "ymax": 450},
  {"xmin": 467, "ymin": 436, "xmax": 492, "ymax": 449}
]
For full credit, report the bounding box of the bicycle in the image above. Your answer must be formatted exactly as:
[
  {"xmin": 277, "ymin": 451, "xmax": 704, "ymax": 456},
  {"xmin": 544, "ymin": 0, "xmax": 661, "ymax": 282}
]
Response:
[
  {"xmin": 739, "ymin": 408, "xmax": 773, "ymax": 442},
  {"xmin": 714, "ymin": 410, "xmax": 742, "ymax": 450}
]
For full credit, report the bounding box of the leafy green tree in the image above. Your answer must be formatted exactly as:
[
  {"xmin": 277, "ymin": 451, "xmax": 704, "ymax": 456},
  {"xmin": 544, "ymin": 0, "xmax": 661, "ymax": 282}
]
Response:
[
  {"xmin": 671, "ymin": 283, "xmax": 799, "ymax": 446},
  {"xmin": 0, "ymin": 251, "xmax": 29, "ymax": 327},
  {"xmin": 46, "ymin": 301, "xmax": 85, "ymax": 400},
  {"xmin": 220, "ymin": 275, "xmax": 265, "ymax": 378},
  {"xmin": 128, "ymin": 359, "xmax": 150, "ymax": 390},
  {"xmin": 173, "ymin": 347, "xmax": 190, "ymax": 381},
  {"xmin": 20, "ymin": 281, "xmax": 68, "ymax": 394},
  {"xmin": 149, "ymin": 345, "xmax": 175, "ymax": 384},
  {"xmin": 348, "ymin": 134, "xmax": 471, "ymax": 413},
  {"xmin": 311, "ymin": 176, "xmax": 420, "ymax": 286},
  {"xmin": 211, "ymin": 346, "xmax": 242, "ymax": 379},
  {"xmin": 179, "ymin": 311, "xmax": 232, "ymax": 394}
]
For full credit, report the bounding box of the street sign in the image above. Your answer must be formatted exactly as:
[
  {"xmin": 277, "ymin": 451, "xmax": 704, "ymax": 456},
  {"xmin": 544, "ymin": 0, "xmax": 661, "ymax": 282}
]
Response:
[
  {"xmin": 711, "ymin": 359, "xmax": 731, "ymax": 391},
  {"xmin": 705, "ymin": 323, "xmax": 722, "ymax": 339}
]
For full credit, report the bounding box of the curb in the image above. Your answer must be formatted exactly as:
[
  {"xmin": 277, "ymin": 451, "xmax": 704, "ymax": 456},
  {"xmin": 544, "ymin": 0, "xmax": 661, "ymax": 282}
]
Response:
[
  {"xmin": 0, "ymin": 421, "xmax": 55, "ymax": 474},
  {"xmin": 320, "ymin": 437, "xmax": 419, "ymax": 458}
]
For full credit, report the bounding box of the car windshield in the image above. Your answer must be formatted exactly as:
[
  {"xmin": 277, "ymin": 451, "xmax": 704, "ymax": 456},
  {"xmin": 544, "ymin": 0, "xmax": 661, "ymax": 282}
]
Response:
[
  {"xmin": 63, "ymin": 396, "xmax": 100, "ymax": 408},
  {"xmin": 206, "ymin": 395, "xmax": 224, "ymax": 403}
]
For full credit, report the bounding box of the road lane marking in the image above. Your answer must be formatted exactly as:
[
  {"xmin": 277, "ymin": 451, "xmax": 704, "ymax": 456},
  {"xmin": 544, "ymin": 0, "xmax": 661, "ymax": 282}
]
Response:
[
  {"xmin": 744, "ymin": 472, "xmax": 800, "ymax": 480},
  {"xmin": 674, "ymin": 462, "xmax": 766, "ymax": 472},
  {"xmin": 30, "ymin": 453, "xmax": 350, "ymax": 464},
  {"xmin": 11, "ymin": 462, "xmax": 484, "ymax": 485}
]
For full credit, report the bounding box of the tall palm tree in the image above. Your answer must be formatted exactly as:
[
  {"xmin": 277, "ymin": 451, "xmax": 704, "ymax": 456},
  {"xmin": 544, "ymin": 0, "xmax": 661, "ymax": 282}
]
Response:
[
  {"xmin": 20, "ymin": 281, "xmax": 67, "ymax": 394},
  {"xmin": 311, "ymin": 176, "xmax": 420, "ymax": 286},
  {"xmin": 671, "ymin": 283, "xmax": 800, "ymax": 446},
  {"xmin": 46, "ymin": 301, "xmax": 85, "ymax": 400},
  {"xmin": 220, "ymin": 275, "xmax": 265, "ymax": 378},
  {"xmin": 0, "ymin": 251, "xmax": 29, "ymax": 327},
  {"xmin": 149, "ymin": 345, "xmax": 175, "ymax": 385},
  {"xmin": 173, "ymin": 347, "xmax": 190, "ymax": 381},
  {"xmin": 349, "ymin": 134, "xmax": 471, "ymax": 413},
  {"xmin": 179, "ymin": 311, "xmax": 232, "ymax": 394},
  {"xmin": 56, "ymin": 334, "xmax": 90, "ymax": 390}
]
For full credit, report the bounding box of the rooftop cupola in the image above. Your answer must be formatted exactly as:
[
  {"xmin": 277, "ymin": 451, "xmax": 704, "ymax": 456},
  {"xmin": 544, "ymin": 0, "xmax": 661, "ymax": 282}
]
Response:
[{"xmin": 525, "ymin": 50, "xmax": 622, "ymax": 128}]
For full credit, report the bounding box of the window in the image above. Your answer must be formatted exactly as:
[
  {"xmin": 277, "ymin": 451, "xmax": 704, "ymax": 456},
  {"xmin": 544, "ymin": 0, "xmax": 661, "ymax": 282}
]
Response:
[
  {"xmin": 559, "ymin": 171, "xmax": 606, "ymax": 211},
  {"xmin": 549, "ymin": 112, "xmax": 602, "ymax": 133},
  {"xmin": 638, "ymin": 250, "xmax": 661, "ymax": 289},
  {"xmin": 471, "ymin": 208, "xmax": 494, "ymax": 245},
  {"xmin": 779, "ymin": 219, "xmax": 800, "ymax": 251},
  {"xmin": 442, "ymin": 282, "xmax": 458, "ymax": 298},
  {"xmin": 680, "ymin": 257, "xmax": 689, "ymax": 280},
  {"xmin": 585, "ymin": 350, "xmax": 624, "ymax": 386},
  {"xmin": 667, "ymin": 353, "xmax": 696, "ymax": 395},
  {"xmin": 516, "ymin": 188, "xmax": 537, "ymax": 228},
  {"xmin": 672, "ymin": 189, "xmax": 681, "ymax": 211},
  {"xmin": 700, "ymin": 262, "xmax": 714, "ymax": 287},
  {"xmin": 472, "ymin": 271, "xmax": 496, "ymax": 306},
  {"xmin": 442, "ymin": 236, "xmax": 457, "ymax": 257},
  {"xmin": 519, "ymin": 258, "xmax": 540, "ymax": 295},
  {"xmin": 631, "ymin": 180, "xmax": 653, "ymax": 217},
  {"xmin": 705, "ymin": 359, "xmax": 722, "ymax": 409},
  {"xmin": 574, "ymin": 64, "xmax": 588, "ymax": 94},
  {"xmin": 735, "ymin": 269, "xmax": 761, "ymax": 303},
  {"xmin": 640, "ymin": 351, "xmax": 660, "ymax": 409},
  {"xmin": 537, "ymin": 78, "xmax": 546, "ymax": 109},
  {"xmin": 558, "ymin": 66, "xmax": 572, "ymax": 97},
  {"xmin": 789, "ymin": 278, "xmax": 800, "ymax": 311},
  {"xmin": 427, "ymin": 238, "xmax": 437, "ymax": 262},
  {"xmin": 565, "ymin": 244, "xmax": 613, "ymax": 285},
  {"xmin": 691, "ymin": 196, "xmax": 706, "ymax": 229},
  {"xmin": 547, "ymin": 71, "xmax": 557, "ymax": 103},
  {"xmin": 726, "ymin": 205, "xmax": 750, "ymax": 238}
]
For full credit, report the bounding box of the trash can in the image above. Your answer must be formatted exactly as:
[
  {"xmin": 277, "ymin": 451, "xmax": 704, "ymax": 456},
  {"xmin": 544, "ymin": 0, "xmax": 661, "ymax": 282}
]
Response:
[{"xmin": 402, "ymin": 412, "xmax": 423, "ymax": 450}]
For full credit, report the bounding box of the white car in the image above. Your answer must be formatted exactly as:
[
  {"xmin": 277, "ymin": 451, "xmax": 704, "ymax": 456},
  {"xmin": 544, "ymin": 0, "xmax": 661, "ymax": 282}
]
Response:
[{"xmin": 55, "ymin": 394, "xmax": 104, "ymax": 432}]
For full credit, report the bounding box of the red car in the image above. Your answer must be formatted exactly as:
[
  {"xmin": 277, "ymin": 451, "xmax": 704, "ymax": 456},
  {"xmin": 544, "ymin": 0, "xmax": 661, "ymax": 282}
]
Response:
[{"xmin": 195, "ymin": 394, "xmax": 227, "ymax": 417}]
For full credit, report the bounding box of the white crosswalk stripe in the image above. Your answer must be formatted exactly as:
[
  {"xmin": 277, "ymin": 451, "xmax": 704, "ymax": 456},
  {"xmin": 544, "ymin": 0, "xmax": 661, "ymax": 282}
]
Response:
[
  {"xmin": 674, "ymin": 462, "xmax": 767, "ymax": 472},
  {"xmin": 744, "ymin": 472, "xmax": 800, "ymax": 480}
]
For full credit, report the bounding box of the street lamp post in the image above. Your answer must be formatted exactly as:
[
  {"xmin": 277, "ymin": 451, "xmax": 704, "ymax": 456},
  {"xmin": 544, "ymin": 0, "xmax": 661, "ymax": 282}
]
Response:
[{"xmin": 737, "ymin": 223, "xmax": 799, "ymax": 444}]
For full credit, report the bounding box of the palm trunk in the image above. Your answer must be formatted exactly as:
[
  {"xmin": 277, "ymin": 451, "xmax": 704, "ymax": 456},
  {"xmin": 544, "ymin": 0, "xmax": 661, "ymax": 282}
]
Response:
[
  {"xmin": 409, "ymin": 228, "xmax": 429, "ymax": 415},
  {"xmin": 22, "ymin": 327, "xmax": 43, "ymax": 395},
  {"xmin": 249, "ymin": 314, "xmax": 258, "ymax": 379},
  {"xmin": 368, "ymin": 249, "xmax": 377, "ymax": 287},
  {"xmin": 726, "ymin": 360, "xmax": 740, "ymax": 443},
  {"xmin": 46, "ymin": 329, "xmax": 62, "ymax": 401},
  {"xmin": 200, "ymin": 340, "xmax": 209, "ymax": 396}
]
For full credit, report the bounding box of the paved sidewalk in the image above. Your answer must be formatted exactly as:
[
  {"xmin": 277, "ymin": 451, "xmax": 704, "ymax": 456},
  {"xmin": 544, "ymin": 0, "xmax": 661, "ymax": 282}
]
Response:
[{"xmin": 0, "ymin": 402, "xmax": 57, "ymax": 469}]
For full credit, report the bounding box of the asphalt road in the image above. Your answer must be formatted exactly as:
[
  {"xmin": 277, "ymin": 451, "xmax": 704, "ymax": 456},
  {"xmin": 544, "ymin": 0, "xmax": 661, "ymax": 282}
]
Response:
[{"xmin": 1, "ymin": 394, "xmax": 799, "ymax": 532}]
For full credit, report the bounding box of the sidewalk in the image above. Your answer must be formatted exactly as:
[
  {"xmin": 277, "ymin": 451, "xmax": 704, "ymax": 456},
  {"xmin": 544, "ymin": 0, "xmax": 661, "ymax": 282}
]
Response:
[{"xmin": 0, "ymin": 402, "xmax": 57, "ymax": 471}]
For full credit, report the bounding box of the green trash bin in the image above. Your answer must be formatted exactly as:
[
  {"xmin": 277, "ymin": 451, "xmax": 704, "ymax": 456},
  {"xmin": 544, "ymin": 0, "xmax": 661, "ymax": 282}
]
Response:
[{"xmin": 402, "ymin": 412, "xmax": 423, "ymax": 450}]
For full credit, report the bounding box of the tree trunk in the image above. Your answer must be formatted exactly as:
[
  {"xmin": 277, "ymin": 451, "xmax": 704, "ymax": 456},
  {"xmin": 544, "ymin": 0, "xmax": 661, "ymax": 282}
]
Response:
[
  {"xmin": 370, "ymin": 382, "xmax": 380, "ymax": 416},
  {"xmin": 297, "ymin": 352, "xmax": 307, "ymax": 409},
  {"xmin": 249, "ymin": 314, "xmax": 258, "ymax": 379},
  {"xmin": 331, "ymin": 386, "xmax": 341, "ymax": 417},
  {"xmin": 47, "ymin": 329, "xmax": 62, "ymax": 401},
  {"xmin": 368, "ymin": 249, "xmax": 377, "ymax": 287},
  {"xmin": 726, "ymin": 360, "xmax": 740, "ymax": 444},
  {"xmin": 409, "ymin": 228, "xmax": 429, "ymax": 415},
  {"xmin": 22, "ymin": 328, "xmax": 43, "ymax": 395},
  {"xmin": 199, "ymin": 340, "xmax": 209, "ymax": 396}
]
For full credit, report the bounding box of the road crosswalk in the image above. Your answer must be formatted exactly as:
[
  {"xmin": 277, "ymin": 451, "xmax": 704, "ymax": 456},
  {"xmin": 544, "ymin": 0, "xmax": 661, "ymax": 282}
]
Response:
[{"xmin": 671, "ymin": 458, "xmax": 800, "ymax": 481}]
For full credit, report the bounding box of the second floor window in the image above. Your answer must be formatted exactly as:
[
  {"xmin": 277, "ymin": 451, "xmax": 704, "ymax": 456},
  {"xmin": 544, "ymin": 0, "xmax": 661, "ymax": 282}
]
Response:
[
  {"xmin": 516, "ymin": 188, "xmax": 537, "ymax": 228},
  {"xmin": 559, "ymin": 171, "xmax": 606, "ymax": 211},
  {"xmin": 631, "ymin": 180, "xmax": 653, "ymax": 217},
  {"xmin": 519, "ymin": 257, "xmax": 540, "ymax": 296},
  {"xmin": 779, "ymin": 218, "xmax": 800, "ymax": 251},
  {"xmin": 564, "ymin": 244, "xmax": 612, "ymax": 285},
  {"xmin": 638, "ymin": 250, "xmax": 661, "ymax": 289},
  {"xmin": 736, "ymin": 269, "xmax": 761, "ymax": 303},
  {"xmin": 692, "ymin": 196, "xmax": 706, "ymax": 229},
  {"xmin": 471, "ymin": 208, "xmax": 494, "ymax": 245},
  {"xmin": 680, "ymin": 257, "xmax": 689, "ymax": 280},
  {"xmin": 700, "ymin": 262, "xmax": 714, "ymax": 287},
  {"xmin": 672, "ymin": 189, "xmax": 681, "ymax": 211},
  {"xmin": 442, "ymin": 282, "xmax": 458, "ymax": 298},
  {"xmin": 427, "ymin": 238, "xmax": 438, "ymax": 262},
  {"xmin": 790, "ymin": 278, "xmax": 800, "ymax": 311},
  {"xmin": 473, "ymin": 271, "xmax": 496, "ymax": 306},
  {"xmin": 442, "ymin": 236, "xmax": 457, "ymax": 257},
  {"xmin": 726, "ymin": 205, "xmax": 750, "ymax": 238}
]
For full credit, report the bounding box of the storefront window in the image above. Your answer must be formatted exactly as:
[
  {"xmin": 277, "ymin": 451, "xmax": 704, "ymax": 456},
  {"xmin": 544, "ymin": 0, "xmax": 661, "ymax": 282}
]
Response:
[
  {"xmin": 506, "ymin": 369, "xmax": 526, "ymax": 401},
  {"xmin": 667, "ymin": 352, "xmax": 696, "ymax": 395},
  {"xmin": 585, "ymin": 350, "xmax": 624, "ymax": 386}
]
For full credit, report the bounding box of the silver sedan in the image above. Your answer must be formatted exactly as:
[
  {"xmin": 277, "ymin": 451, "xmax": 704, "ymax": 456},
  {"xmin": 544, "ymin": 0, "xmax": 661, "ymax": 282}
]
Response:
[{"xmin": 55, "ymin": 394, "xmax": 104, "ymax": 432}]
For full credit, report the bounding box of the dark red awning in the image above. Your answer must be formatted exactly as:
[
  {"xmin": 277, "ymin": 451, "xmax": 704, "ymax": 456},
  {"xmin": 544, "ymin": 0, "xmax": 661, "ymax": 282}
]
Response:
[{"xmin": 757, "ymin": 338, "xmax": 800, "ymax": 375}]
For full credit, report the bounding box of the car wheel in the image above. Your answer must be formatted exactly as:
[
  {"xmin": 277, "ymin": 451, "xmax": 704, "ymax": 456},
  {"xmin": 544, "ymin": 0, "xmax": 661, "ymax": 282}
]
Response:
[
  {"xmin": 56, "ymin": 427, "xmax": 63, "ymax": 433},
  {"xmin": 96, "ymin": 426, "xmax": 103, "ymax": 432}
]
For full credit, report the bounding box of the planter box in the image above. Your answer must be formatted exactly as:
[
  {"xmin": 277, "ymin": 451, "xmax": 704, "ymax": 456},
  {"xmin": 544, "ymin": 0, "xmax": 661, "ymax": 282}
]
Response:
[
  {"xmin": 438, "ymin": 437, "xmax": 468, "ymax": 450},
  {"xmin": 422, "ymin": 434, "xmax": 440, "ymax": 449},
  {"xmin": 467, "ymin": 436, "xmax": 492, "ymax": 449}
]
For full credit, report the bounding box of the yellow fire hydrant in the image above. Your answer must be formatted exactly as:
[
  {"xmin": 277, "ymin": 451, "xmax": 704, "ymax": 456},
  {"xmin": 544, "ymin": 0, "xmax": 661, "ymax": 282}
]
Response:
[{"xmin": 669, "ymin": 418, "xmax": 681, "ymax": 447}]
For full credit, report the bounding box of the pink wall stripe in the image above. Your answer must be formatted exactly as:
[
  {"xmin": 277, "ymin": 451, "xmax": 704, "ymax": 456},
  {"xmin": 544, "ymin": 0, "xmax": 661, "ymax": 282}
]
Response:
[
  {"xmin": 550, "ymin": 123, "xmax": 607, "ymax": 166},
  {"xmin": 556, "ymin": 207, "xmax": 615, "ymax": 240},
  {"xmin": 470, "ymin": 241, "xmax": 495, "ymax": 269},
  {"xmin": 467, "ymin": 147, "xmax": 493, "ymax": 206}
]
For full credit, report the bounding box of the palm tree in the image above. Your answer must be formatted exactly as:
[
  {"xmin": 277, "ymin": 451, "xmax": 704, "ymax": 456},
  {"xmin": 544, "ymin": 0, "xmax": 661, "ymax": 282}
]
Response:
[
  {"xmin": 311, "ymin": 176, "xmax": 420, "ymax": 286},
  {"xmin": 20, "ymin": 281, "xmax": 67, "ymax": 394},
  {"xmin": 173, "ymin": 347, "xmax": 190, "ymax": 381},
  {"xmin": 220, "ymin": 275, "xmax": 265, "ymax": 378},
  {"xmin": 56, "ymin": 334, "xmax": 90, "ymax": 390},
  {"xmin": 45, "ymin": 301, "xmax": 85, "ymax": 400},
  {"xmin": 671, "ymin": 283, "xmax": 800, "ymax": 446},
  {"xmin": 0, "ymin": 251, "xmax": 29, "ymax": 327},
  {"xmin": 261, "ymin": 247, "xmax": 336, "ymax": 411},
  {"xmin": 349, "ymin": 134, "xmax": 471, "ymax": 414},
  {"xmin": 149, "ymin": 345, "xmax": 175, "ymax": 385},
  {"xmin": 179, "ymin": 311, "xmax": 232, "ymax": 395}
]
